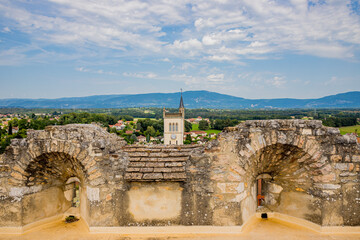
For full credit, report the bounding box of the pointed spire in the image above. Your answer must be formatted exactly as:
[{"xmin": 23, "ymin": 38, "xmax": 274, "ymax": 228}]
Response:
[{"xmin": 179, "ymin": 89, "xmax": 184, "ymax": 109}]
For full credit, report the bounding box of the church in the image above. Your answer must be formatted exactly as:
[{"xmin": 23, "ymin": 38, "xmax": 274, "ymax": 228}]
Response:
[{"xmin": 163, "ymin": 92, "xmax": 185, "ymax": 145}]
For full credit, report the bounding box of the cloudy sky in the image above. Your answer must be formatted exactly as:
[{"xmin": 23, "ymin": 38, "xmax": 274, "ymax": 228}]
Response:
[{"xmin": 0, "ymin": 0, "xmax": 360, "ymax": 99}]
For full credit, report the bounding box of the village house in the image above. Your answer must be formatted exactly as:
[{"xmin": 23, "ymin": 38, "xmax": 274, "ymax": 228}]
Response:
[
  {"xmin": 190, "ymin": 130, "xmax": 207, "ymax": 138},
  {"xmin": 137, "ymin": 135, "xmax": 146, "ymax": 143}
]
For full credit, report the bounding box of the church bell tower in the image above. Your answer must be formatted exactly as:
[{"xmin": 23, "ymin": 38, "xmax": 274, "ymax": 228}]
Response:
[{"xmin": 163, "ymin": 91, "xmax": 185, "ymax": 145}]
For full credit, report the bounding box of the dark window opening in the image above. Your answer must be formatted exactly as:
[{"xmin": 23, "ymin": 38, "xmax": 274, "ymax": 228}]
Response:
[{"xmin": 257, "ymin": 178, "xmax": 265, "ymax": 207}]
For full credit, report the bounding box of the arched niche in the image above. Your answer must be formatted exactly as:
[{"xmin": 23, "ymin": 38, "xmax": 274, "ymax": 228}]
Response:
[
  {"xmin": 21, "ymin": 152, "xmax": 89, "ymax": 226},
  {"xmin": 246, "ymin": 143, "xmax": 323, "ymax": 225}
]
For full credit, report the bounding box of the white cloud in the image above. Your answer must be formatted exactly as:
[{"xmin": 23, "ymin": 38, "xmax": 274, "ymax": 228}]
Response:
[
  {"xmin": 324, "ymin": 76, "xmax": 339, "ymax": 86},
  {"xmin": 267, "ymin": 76, "xmax": 286, "ymax": 88},
  {"xmin": 2, "ymin": 27, "xmax": 11, "ymax": 33},
  {"xmin": 123, "ymin": 72, "xmax": 158, "ymax": 79},
  {"xmin": 207, "ymin": 74, "xmax": 225, "ymax": 83},
  {"xmin": 0, "ymin": 0, "xmax": 360, "ymax": 62},
  {"xmin": 76, "ymin": 67, "xmax": 115, "ymax": 75},
  {"xmin": 238, "ymin": 72, "xmax": 287, "ymax": 88},
  {"xmin": 180, "ymin": 62, "xmax": 195, "ymax": 70},
  {"xmin": 171, "ymin": 72, "xmax": 227, "ymax": 86}
]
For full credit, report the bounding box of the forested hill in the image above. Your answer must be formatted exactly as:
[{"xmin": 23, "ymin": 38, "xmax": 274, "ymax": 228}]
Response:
[{"xmin": 0, "ymin": 91, "xmax": 359, "ymax": 109}]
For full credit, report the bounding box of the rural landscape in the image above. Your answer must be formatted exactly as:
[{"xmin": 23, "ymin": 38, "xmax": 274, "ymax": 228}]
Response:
[
  {"xmin": 1, "ymin": 90, "xmax": 360, "ymax": 152},
  {"xmin": 1, "ymin": 0, "xmax": 360, "ymax": 240}
]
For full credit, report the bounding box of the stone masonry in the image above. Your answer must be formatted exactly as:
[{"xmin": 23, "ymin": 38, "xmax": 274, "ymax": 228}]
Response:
[{"xmin": 0, "ymin": 120, "xmax": 359, "ymax": 230}]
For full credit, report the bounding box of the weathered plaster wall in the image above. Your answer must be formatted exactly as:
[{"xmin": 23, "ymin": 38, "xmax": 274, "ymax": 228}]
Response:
[
  {"xmin": 80, "ymin": 186, "xmax": 90, "ymax": 227},
  {"xmin": 128, "ymin": 182, "xmax": 182, "ymax": 221},
  {"xmin": 22, "ymin": 186, "xmax": 71, "ymax": 225}
]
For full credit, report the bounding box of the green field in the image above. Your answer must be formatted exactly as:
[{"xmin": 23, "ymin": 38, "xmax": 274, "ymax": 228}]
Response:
[
  {"xmin": 191, "ymin": 124, "xmax": 221, "ymax": 134},
  {"xmin": 339, "ymin": 125, "xmax": 360, "ymax": 136}
]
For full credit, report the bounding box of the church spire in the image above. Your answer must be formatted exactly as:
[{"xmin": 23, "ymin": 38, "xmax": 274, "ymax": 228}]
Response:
[{"xmin": 179, "ymin": 89, "xmax": 184, "ymax": 109}]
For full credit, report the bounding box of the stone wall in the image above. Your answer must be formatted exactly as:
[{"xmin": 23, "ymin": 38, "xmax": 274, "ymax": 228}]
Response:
[
  {"xmin": 0, "ymin": 120, "xmax": 359, "ymax": 230},
  {"xmin": 206, "ymin": 120, "xmax": 360, "ymax": 226}
]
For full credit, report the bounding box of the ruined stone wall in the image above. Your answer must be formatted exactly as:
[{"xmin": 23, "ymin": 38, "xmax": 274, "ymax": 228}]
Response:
[
  {"xmin": 0, "ymin": 120, "xmax": 359, "ymax": 229},
  {"xmin": 0, "ymin": 124, "xmax": 127, "ymax": 227},
  {"xmin": 206, "ymin": 120, "xmax": 360, "ymax": 226},
  {"xmin": 90, "ymin": 144, "xmax": 211, "ymax": 227}
]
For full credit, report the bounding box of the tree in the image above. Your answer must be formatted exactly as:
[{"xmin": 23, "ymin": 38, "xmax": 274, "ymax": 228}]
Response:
[
  {"xmin": 136, "ymin": 122, "xmax": 143, "ymax": 131},
  {"xmin": 130, "ymin": 134, "xmax": 138, "ymax": 143},
  {"xmin": 144, "ymin": 126, "xmax": 156, "ymax": 137},
  {"xmin": 185, "ymin": 134, "xmax": 192, "ymax": 143},
  {"xmin": 184, "ymin": 120, "xmax": 192, "ymax": 132},
  {"xmin": 198, "ymin": 120, "xmax": 209, "ymax": 130},
  {"xmin": 18, "ymin": 119, "xmax": 28, "ymax": 130},
  {"xmin": 8, "ymin": 123, "xmax": 12, "ymax": 135}
]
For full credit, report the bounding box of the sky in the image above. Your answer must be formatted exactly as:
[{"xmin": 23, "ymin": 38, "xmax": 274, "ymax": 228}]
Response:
[{"xmin": 0, "ymin": 0, "xmax": 360, "ymax": 99}]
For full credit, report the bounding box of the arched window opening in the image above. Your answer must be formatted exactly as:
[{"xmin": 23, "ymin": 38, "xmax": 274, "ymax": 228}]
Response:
[
  {"xmin": 169, "ymin": 123, "xmax": 171, "ymax": 132},
  {"xmin": 256, "ymin": 174, "xmax": 272, "ymax": 207},
  {"xmin": 64, "ymin": 177, "xmax": 81, "ymax": 208},
  {"xmin": 176, "ymin": 123, "xmax": 178, "ymax": 131}
]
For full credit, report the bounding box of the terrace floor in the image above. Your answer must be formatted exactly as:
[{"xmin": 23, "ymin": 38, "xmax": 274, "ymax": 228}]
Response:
[{"xmin": 1, "ymin": 218, "xmax": 359, "ymax": 240}]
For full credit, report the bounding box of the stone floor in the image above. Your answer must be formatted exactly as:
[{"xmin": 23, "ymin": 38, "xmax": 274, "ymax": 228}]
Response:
[{"xmin": 1, "ymin": 218, "xmax": 359, "ymax": 240}]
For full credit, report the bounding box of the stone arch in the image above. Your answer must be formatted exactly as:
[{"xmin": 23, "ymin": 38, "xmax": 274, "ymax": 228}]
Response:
[
  {"xmin": 24, "ymin": 152, "xmax": 87, "ymax": 187},
  {"xmin": 0, "ymin": 124, "xmax": 127, "ymax": 229},
  {"xmin": 231, "ymin": 120, "xmax": 346, "ymax": 226},
  {"xmin": 7, "ymin": 139, "xmax": 100, "ymax": 188}
]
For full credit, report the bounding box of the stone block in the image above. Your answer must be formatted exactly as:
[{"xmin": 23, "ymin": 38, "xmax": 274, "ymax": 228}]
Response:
[
  {"xmin": 352, "ymin": 155, "xmax": 360, "ymax": 162},
  {"xmin": 230, "ymin": 165, "xmax": 246, "ymax": 176},
  {"xmin": 339, "ymin": 172, "xmax": 357, "ymax": 177},
  {"xmin": 153, "ymin": 167, "xmax": 185, "ymax": 173},
  {"xmin": 149, "ymin": 152, "xmax": 169, "ymax": 157},
  {"xmin": 128, "ymin": 162, "xmax": 146, "ymax": 167},
  {"xmin": 128, "ymin": 152, "xmax": 149, "ymax": 157},
  {"xmin": 89, "ymin": 178, "xmax": 105, "ymax": 186},
  {"xmin": 12, "ymin": 165, "xmax": 25, "ymax": 175},
  {"xmin": 85, "ymin": 160, "xmax": 96, "ymax": 170},
  {"xmin": 302, "ymin": 128, "xmax": 312, "ymax": 135},
  {"xmin": 315, "ymin": 183, "xmax": 341, "ymax": 190},
  {"xmin": 313, "ymin": 173, "xmax": 336, "ymax": 183},
  {"xmin": 140, "ymin": 168, "xmax": 154, "ymax": 172},
  {"xmin": 125, "ymin": 172, "xmax": 143, "ymax": 180},
  {"xmin": 168, "ymin": 152, "xmax": 187, "ymax": 157},
  {"xmin": 157, "ymin": 157, "xmax": 189, "ymax": 162},
  {"xmin": 163, "ymin": 172, "xmax": 186, "ymax": 179},
  {"xmin": 88, "ymin": 171, "xmax": 102, "ymax": 180},
  {"xmin": 330, "ymin": 155, "xmax": 342, "ymax": 162},
  {"xmin": 10, "ymin": 171, "xmax": 24, "ymax": 181},
  {"xmin": 143, "ymin": 173, "xmax": 163, "ymax": 180},
  {"xmin": 126, "ymin": 168, "xmax": 140, "ymax": 172},
  {"xmin": 319, "ymin": 164, "xmax": 332, "ymax": 174},
  {"xmin": 335, "ymin": 163, "xmax": 350, "ymax": 171},
  {"xmin": 146, "ymin": 162, "xmax": 165, "ymax": 167},
  {"xmin": 153, "ymin": 167, "xmax": 172, "ymax": 173},
  {"xmin": 164, "ymin": 162, "xmax": 184, "ymax": 167}
]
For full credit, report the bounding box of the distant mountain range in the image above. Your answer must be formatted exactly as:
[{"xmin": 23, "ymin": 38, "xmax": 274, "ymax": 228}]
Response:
[{"xmin": 0, "ymin": 91, "xmax": 359, "ymax": 109}]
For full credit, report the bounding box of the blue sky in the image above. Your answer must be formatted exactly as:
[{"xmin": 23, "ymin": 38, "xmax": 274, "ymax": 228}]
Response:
[{"xmin": 0, "ymin": 0, "xmax": 360, "ymax": 99}]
